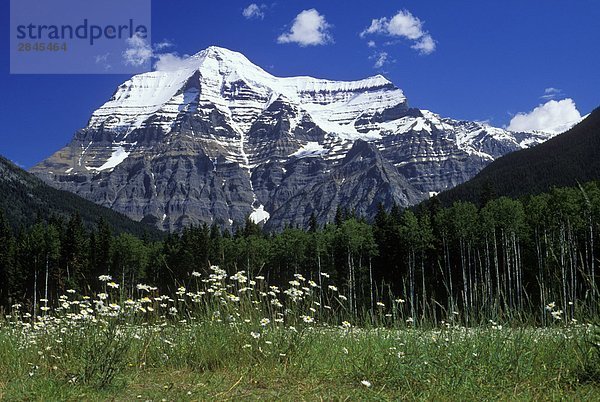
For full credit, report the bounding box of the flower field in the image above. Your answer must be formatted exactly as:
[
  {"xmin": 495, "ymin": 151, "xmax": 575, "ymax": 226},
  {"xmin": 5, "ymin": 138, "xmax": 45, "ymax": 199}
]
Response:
[{"xmin": 1, "ymin": 267, "xmax": 599, "ymax": 400}]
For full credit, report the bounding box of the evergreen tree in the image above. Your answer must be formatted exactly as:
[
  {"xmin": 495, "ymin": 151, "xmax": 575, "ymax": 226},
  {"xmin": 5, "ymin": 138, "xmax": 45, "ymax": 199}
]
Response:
[
  {"xmin": 92, "ymin": 217, "xmax": 112, "ymax": 280},
  {"xmin": 208, "ymin": 223, "xmax": 224, "ymax": 267},
  {"xmin": 61, "ymin": 213, "xmax": 88, "ymax": 291},
  {"xmin": 308, "ymin": 212, "xmax": 318, "ymax": 233},
  {"xmin": 243, "ymin": 217, "xmax": 261, "ymax": 238}
]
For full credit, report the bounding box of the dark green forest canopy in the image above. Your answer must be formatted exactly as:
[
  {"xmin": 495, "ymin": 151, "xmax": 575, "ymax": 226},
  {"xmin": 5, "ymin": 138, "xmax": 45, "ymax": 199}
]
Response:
[{"xmin": 2, "ymin": 181, "xmax": 599, "ymax": 326}]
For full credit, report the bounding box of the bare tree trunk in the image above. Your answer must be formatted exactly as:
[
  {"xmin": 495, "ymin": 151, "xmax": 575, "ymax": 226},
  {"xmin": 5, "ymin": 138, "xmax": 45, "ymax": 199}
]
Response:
[
  {"xmin": 560, "ymin": 224, "xmax": 568, "ymax": 321},
  {"xmin": 44, "ymin": 255, "xmax": 49, "ymax": 316},
  {"xmin": 467, "ymin": 242, "xmax": 474, "ymax": 320},
  {"xmin": 33, "ymin": 265, "xmax": 38, "ymax": 320},
  {"xmin": 460, "ymin": 239, "xmax": 468, "ymax": 325},
  {"xmin": 485, "ymin": 236, "xmax": 492, "ymax": 315},
  {"xmin": 369, "ymin": 256, "xmax": 374, "ymax": 321},
  {"xmin": 317, "ymin": 251, "xmax": 323, "ymax": 313},
  {"xmin": 591, "ymin": 216, "xmax": 597, "ymax": 315},
  {"xmin": 513, "ymin": 232, "xmax": 522, "ymax": 310},
  {"xmin": 493, "ymin": 230, "xmax": 501, "ymax": 311},
  {"xmin": 410, "ymin": 251, "xmax": 413, "ymax": 320},
  {"xmin": 535, "ymin": 228, "xmax": 546, "ymax": 325},
  {"xmin": 443, "ymin": 235, "xmax": 454, "ymax": 313},
  {"xmin": 421, "ymin": 253, "xmax": 426, "ymax": 321}
]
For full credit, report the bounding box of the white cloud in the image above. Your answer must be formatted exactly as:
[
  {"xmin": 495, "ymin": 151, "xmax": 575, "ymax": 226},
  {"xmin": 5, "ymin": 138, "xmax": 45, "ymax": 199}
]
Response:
[
  {"xmin": 372, "ymin": 52, "xmax": 389, "ymax": 69},
  {"xmin": 367, "ymin": 40, "xmax": 376, "ymax": 48},
  {"xmin": 277, "ymin": 9, "xmax": 333, "ymax": 46},
  {"xmin": 363, "ymin": 11, "xmax": 422, "ymax": 39},
  {"xmin": 122, "ymin": 33, "xmax": 152, "ymax": 67},
  {"xmin": 95, "ymin": 53, "xmax": 109, "ymax": 64},
  {"xmin": 154, "ymin": 52, "xmax": 196, "ymax": 71},
  {"xmin": 507, "ymin": 99, "xmax": 582, "ymax": 134},
  {"xmin": 243, "ymin": 3, "xmax": 265, "ymax": 20},
  {"xmin": 153, "ymin": 40, "xmax": 174, "ymax": 51},
  {"xmin": 540, "ymin": 87, "xmax": 564, "ymax": 100},
  {"xmin": 122, "ymin": 35, "xmax": 192, "ymax": 71},
  {"xmin": 411, "ymin": 34, "xmax": 436, "ymax": 55},
  {"xmin": 361, "ymin": 10, "xmax": 436, "ymax": 55},
  {"xmin": 95, "ymin": 53, "xmax": 112, "ymax": 70}
]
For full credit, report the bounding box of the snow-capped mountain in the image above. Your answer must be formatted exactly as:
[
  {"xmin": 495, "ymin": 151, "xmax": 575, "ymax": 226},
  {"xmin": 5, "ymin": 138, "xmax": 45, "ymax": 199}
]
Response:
[{"xmin": 31, "ymin": 46, "xmax": 555, "ymax": 231}]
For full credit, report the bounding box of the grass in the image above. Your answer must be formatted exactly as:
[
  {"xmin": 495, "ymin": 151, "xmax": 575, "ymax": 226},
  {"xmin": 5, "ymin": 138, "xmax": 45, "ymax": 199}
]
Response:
[
  {"xmin": 2, "ymin": 322, "xmax": 600, "ymax": 400},
  {"xmin": 1, "ymin": 267, "xmax": 600, "ymax": 400}
]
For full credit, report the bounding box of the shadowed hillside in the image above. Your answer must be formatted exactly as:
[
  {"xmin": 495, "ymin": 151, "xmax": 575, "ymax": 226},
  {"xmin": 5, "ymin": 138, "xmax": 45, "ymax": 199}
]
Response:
[
  {"xmin": 433, "ymin": 106, "xmax": 600, "ymax": 206},
  {"xmin": 0, "ymin": 155, "xmax": 163, "ymax": 238}
]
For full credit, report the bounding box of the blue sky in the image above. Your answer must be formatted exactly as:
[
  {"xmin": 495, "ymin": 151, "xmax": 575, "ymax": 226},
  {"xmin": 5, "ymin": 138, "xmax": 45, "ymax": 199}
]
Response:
[{"xmin": 1, "ymin": 0, "xmax": 599, "ymax": 168}]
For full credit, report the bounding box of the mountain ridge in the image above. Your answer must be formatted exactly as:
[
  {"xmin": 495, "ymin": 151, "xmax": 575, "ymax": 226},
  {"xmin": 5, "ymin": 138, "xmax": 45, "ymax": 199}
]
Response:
[
  {"xmin": 430, "ymin": 106, "xmax": 600, "ymax": 206},
  {"xmin": 31, "ymin": 46, "xmax": 562, "ymax": 231},
  {"xmin": 0, "ymin": 155, "xmax": 163, "ymax": 238}
]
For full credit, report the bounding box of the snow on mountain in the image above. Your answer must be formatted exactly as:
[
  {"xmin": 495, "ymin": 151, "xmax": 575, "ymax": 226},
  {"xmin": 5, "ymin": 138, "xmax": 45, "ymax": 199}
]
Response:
[
  {"xmin": 84, "ymin": 46, "xmax": 552, "ymax": 168},
  {"xmin": 249, "ymin": 204, "xmax": 270, "ymax": 224},
  {"xmin": 90, "ymin": 47, "xmax": 404, "ymax": 139},
  {"xmin": 290, "ymin": 142, "xmax": 327, "ymax": 158},
  {"xmin": 92, "ymin": 146, "xmax": 130, "ymax": 171},
  {"xmin": 32, "ymin": 46, "xmax": 562, "ymax": 231}
]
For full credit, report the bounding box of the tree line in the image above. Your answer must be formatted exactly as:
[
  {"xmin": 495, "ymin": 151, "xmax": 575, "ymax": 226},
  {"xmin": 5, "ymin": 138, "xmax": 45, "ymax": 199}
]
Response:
[{"xmin": 1, "ymin": 182, "xmax": 600, "ymax": 324}]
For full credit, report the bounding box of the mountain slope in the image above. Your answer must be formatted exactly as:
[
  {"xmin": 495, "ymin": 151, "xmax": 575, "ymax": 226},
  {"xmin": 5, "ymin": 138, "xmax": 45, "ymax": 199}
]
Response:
[
  {"xmin": 264, "ymin": 140, "xmax": 424, "ymax": 228},
  {"xmin": 31, "ymin": 46, "xmax": 559, "ymax": 231},
  {"xmin": 433, "ymin": 107, "xmax": 600, "ymax": 206},
  {"xmin": 0, "ymin": 156, "xmax": 163, "ymax": 238}
]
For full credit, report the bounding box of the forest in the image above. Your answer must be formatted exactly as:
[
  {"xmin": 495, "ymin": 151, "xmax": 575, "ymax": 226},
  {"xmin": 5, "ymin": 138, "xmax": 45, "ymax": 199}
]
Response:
[{"xmin": 1, "ymin": 181, "xmax": 600, "ymax": 325}]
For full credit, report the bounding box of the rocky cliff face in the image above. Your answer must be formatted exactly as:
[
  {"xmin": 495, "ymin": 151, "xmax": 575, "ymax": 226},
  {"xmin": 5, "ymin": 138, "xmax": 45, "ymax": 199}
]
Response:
[{"xmin": 31, "ymin": 46, "xmax": 555, "ymax": 231}]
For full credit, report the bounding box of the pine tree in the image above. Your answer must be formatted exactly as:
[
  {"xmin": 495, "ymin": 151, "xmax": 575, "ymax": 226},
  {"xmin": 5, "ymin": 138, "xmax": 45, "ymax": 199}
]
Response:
[
  {"xmin": 308, "ymin": 212, "xmax": 318, "ymax": 233},
  {"xmin": 92, "ymin": 217, "xmax": 112, "ymax": 279},
  {"xmin": 62, "ymin": 213, "xmax": 88, "ymax": 291}
]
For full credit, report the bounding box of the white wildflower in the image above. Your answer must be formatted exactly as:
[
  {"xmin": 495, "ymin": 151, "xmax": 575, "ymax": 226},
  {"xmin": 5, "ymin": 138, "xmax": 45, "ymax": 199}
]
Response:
[{"xmin": 301, "ymin": 315, "xmax": 314, "ymax": 324}]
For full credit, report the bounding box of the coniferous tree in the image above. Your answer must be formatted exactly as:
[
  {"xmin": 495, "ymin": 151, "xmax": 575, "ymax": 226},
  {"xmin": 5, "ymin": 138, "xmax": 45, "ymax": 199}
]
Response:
[
  {"xmin": 209, "ymin": 223, "xmax": 224, "ymax": 267},
  {"xmin": 61, "ymin": 213, "xmax": 88, "ymax": 291},
  {"xmin": 91, "ymin": 217, "xmax": 112, "ymax": 280}
]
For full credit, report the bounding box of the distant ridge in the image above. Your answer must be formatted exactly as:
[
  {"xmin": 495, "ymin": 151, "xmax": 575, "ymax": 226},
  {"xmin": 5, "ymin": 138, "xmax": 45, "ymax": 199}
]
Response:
[
  {"xmin": 433, "ymin": 106, "xmax": 600, "ymax": 206},
  {"xmin": 0, "ymin": 155, "xmax": 163, "ymax": 238}
]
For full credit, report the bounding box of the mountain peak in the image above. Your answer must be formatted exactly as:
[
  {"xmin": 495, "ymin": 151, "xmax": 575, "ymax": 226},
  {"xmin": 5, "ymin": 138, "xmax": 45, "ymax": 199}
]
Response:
[
  {"xmin": 31, "ymin": 46, "xmax": 560, "ymax": 231},
  {"xmin": 85, "ymin": 46, "xmax": 408, "ymax": 139},
  {"xmin": 199, "ymin": 45, "xmax": 250, "ymax": 59},
  {"xmin": 194, "ymin": 45, "xmax": 271, "ymax": 75},
  {"xmin": 371, "ymin": 74, "xmax": 392, "ymax": 84}
]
